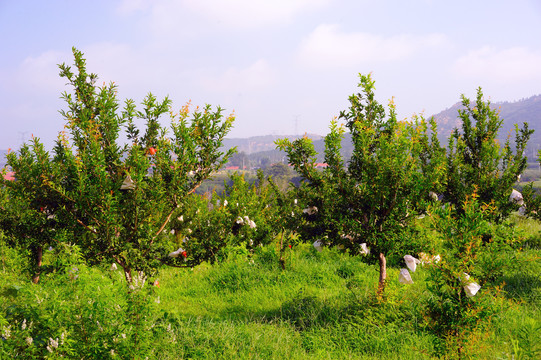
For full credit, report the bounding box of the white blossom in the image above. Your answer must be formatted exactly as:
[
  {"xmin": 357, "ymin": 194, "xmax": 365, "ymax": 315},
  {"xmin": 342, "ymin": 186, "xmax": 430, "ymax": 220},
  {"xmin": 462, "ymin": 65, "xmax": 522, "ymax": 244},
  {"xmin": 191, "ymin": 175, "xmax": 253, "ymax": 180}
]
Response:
[
  {"xmin": 131, "ymin": 271, "xmax": 147, "ymax": 289},
  {"xmin": 48, "ymin": 337, "xmax": 59, "ymax": 352},
  {"xmin": 248, "ymin": 219, "xmax": 256, "ymax": 229},
  {"xmin": 419, "ymin": 252, "xmax": 441, "ymax": 265},
  {"xmin": 25, "ymin": 337, "xmax": 33, "ymax": 345},
  {"xmin": 110, "ymin": 263, "xmax": 118, "ymax": 271},
  {"xmin": 2, "ymin": 325, "xmax": 11, "ymax": 339}
]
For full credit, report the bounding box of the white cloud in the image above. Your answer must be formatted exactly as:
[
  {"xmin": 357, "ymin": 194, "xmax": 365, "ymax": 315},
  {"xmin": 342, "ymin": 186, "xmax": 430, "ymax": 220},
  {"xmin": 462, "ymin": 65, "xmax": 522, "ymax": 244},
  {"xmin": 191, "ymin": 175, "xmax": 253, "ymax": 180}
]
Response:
[
  {"xmin": 79, "ymin": 42, "xmax": 177, "ymax": 101},
  {"xmin": 453, "ymin": 46, "xmax": 541, "ymax": 83},
  {"xmin": 199, "ymin": 59, "xmax": 276, "ymax": 93},
  {"xmin": 297, "ymin": 24, "xmax": 447, "ymax": 69},
  {"xmin": 117, "ymin": 0, "xmax": 150, "ymax": 15},
  {"xmin": 81, "ymin": 42, "xmax": 135, "ymax": 81},
  {"xmin": 18, "ymin": 50, "xmax": 68, "ymax": 94},
  {"xmin": 123, "ymin": 0, "xmax": 329, "ymax": 33},
  {"xmin": 183, "ymin": 0, "xmax": 329, "ymax": 28}
]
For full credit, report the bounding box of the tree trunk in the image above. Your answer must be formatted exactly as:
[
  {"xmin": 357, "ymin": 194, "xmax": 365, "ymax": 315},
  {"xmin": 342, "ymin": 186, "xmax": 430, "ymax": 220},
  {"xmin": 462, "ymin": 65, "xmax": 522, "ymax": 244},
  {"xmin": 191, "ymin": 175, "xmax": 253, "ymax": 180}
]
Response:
[
  {"xmin": 377, "ymin": 252, "xmax": 387, "ymax": 297},
  {"xmin": 124, "ymin": 268, "xmax": 133, "ymax": 285},
  {"xmin": 32, "ymin": 246, "xmax": 43, "ymax": 284},
  {"xmin": 279, "ymin": 230, "xmax": 285, "ymax": 270}
]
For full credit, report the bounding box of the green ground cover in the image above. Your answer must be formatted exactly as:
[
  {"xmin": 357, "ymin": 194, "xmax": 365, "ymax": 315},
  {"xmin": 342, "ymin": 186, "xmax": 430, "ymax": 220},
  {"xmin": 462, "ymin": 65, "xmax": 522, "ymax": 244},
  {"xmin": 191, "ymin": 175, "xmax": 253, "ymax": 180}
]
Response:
[{"xmin": 1, "ymin": 217, "xmax": 540, "ymax": 359}]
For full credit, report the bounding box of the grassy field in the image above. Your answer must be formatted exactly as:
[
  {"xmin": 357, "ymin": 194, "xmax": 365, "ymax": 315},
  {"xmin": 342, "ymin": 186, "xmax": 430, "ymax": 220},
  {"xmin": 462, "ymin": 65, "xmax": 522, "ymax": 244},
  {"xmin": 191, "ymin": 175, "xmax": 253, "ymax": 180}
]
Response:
[{"xmin": 1, "ymin": 217, "xmax": 540, "ymax": 359}]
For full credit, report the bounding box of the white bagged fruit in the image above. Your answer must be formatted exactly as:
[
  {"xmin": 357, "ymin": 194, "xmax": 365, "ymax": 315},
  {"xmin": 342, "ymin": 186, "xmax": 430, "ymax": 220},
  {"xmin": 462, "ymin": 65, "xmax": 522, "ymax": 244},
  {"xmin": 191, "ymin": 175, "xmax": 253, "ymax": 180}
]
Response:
[
  {"xmin": 399, "ymin": 268, "xmax": 413, "ymax": 284},
  {"xmin": 404, "ymin": 255, "xmax": 420, "ymax": 272}
]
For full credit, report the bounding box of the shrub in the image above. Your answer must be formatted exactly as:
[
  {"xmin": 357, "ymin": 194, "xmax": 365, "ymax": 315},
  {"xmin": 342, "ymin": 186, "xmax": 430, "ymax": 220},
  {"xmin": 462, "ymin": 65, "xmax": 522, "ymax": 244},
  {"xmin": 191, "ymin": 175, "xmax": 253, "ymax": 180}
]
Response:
[{"xmin": 277, "ymin": 74, "xmax": 444, "ymax": 295}]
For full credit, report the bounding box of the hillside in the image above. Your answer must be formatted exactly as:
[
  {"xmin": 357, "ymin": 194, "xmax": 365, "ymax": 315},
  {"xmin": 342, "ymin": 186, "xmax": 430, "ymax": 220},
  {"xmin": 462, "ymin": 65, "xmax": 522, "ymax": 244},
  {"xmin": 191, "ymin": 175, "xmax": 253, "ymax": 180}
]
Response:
[
  {"xmin": 225, "ymin": 94, "xmax": 541, "ymax": 168},
  {"xmin": 222, "ymin": 134, "xmax": 323, "ymax": 155},
  {"xmin": 431, "ymin": 94, "xmax": 541, "ymax": 161},
  {"xmin": 2, "ymin": 95, "xmax": 540, "ymax": 169}
]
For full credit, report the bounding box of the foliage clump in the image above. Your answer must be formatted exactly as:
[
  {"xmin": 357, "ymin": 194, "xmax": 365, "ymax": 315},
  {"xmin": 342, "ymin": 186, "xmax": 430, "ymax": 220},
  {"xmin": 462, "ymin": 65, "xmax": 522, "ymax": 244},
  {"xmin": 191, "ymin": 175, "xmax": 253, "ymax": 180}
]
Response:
[{"xmin": 277, "ymin": 73, "xmax": 444, "ymax": 294}]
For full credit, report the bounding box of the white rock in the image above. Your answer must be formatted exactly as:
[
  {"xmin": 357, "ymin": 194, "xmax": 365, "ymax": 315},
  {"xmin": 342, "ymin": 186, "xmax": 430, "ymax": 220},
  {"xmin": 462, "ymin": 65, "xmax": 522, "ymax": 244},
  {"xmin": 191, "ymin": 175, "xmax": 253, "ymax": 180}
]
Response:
[
  {"xmin": 399, "ymin": 268, "xmax": 414, "ymax": 284},
  {"xmin": 313, "ymin": 240, "xmax": 323, "ymax": 252}
]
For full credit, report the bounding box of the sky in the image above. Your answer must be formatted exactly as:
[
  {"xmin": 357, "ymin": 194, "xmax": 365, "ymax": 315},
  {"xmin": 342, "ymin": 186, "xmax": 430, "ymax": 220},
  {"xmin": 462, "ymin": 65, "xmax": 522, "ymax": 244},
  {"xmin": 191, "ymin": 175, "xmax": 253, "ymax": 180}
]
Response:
[{"xmin": 1, "ymin": 0, "xmax": 540, "ymax": 150}]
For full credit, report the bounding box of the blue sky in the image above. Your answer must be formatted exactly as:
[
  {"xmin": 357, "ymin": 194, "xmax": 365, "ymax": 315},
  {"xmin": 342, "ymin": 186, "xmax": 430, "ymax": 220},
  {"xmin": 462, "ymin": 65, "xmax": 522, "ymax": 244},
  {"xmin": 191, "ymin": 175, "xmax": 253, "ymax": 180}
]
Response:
[{"xmin": 1, "ymin": 0, "xmax": 540, "ymax": 150}]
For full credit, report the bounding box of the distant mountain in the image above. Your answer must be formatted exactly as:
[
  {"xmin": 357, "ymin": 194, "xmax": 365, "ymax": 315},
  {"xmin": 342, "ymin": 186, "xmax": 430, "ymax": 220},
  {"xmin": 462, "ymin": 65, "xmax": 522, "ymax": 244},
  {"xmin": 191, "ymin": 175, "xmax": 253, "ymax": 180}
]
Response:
[
  {"xmin": 222, "ymin": 134, "xmax": 323, "ymax": 154},
  {"xmin": 232, "ymin": 94, "xmax": 541, "ymax": 168},
  {"xmin": 2, "ymin": 95, "xmax": 540, "ymax": 170},
  {"xmin": 430, "ymin": 94, "xmax": 541, "ymax": 161},
  {"xmin": 0, "ymin": 150, "xmax": 8, "ymax": 168}
]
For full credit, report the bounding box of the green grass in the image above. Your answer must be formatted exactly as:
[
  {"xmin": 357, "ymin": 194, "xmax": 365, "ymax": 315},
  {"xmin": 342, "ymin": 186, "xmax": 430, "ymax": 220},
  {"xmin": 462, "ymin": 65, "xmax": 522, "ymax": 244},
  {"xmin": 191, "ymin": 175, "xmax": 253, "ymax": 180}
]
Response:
[{"xmin": 1, "ymin": 222, "xmax": 540, "ymax": 359}]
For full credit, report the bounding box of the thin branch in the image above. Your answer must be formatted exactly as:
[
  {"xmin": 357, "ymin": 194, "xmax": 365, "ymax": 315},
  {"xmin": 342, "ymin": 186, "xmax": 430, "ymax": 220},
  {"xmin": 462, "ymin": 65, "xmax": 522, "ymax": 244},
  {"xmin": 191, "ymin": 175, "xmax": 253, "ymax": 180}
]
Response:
[
  {"xmin": 45, "ymin": 182, "xmax": 105, "ymax": 229},
  {"xmin": 154, "ymin": 206, "xmax": 176, "ymax": 237},
  {"xmin": 76, "ymin": 218, "xmax": 98, "ymax": 234}
]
